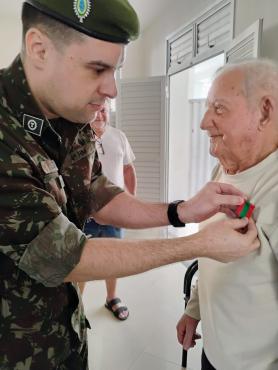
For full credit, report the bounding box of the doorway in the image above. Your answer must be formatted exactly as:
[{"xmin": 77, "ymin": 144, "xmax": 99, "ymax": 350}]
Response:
[{"xmin": 167, "ymin": 53, "xmax": 224, "ymax": 237}]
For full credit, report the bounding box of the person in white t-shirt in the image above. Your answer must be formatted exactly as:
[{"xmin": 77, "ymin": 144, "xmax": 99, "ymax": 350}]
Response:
[
  {"xmin": 176, "ymin": 59, "xmax": 278, "ymax": 370},
  {"xmin": 83, "ymin": 103, "xmax": 136, "ymax": 320}
]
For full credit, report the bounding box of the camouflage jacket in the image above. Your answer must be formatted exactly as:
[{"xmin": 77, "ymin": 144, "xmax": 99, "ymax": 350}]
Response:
[{"xmin": 0, "ymin": 56, "xmax": 123, "ymax": 369}]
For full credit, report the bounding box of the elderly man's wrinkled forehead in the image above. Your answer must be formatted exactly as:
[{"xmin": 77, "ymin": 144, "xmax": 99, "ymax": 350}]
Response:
[{"xmin": 207, "ymin": 68, "xmax": 247, "ymax": 104}]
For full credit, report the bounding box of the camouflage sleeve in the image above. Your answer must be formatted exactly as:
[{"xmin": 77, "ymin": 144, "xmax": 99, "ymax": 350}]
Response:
[
  {"xmin": 61, "ymin": 127, "xmax": 124, "ymax": 219},
  {"xmin": 19, "ymin": 213, "xmax": 87, "ymax": 287},
  {"xmin": 0, "ymin": 136, "xmax": 86, "ymax": 287},
  {"xmin": 89, "ymin": 166, "xmax": 124, "ymax": 214}
]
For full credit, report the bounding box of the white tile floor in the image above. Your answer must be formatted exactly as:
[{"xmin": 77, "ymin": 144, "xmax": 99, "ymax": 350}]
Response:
[{"xmin": 82, "ymin": 262, "xmax": 203, "ymax": 370}]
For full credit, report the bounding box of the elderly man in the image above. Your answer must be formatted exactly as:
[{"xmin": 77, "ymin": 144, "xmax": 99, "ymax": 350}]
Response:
[
  {"xmin": 0, "ymin": 0, "xmax": 259, "ymax": 368},
  {"xmin": 177, "ymin": 59, "xmax": 278, "ymax": 370}
]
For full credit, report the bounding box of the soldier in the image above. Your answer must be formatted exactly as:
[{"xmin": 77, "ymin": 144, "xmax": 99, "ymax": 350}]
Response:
[{"xmin": 0, "ymin": 0, "xmax": 260, "ymax": 368}]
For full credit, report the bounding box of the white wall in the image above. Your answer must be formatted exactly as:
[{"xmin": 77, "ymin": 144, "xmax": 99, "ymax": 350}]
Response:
[
  {"xmin": 122, "ymin": 0, "xmax": 278, "ymax": 79},
  {"xmin": 0, "ymin": 15, "xmax": 22, "ymax": 68},
  {"xmin": 123, "ymin": 36, "xmax": 145, "ymax": 79}
]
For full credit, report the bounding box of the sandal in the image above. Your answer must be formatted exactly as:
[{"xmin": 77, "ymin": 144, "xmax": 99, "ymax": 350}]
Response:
[{"xmin": 105, "ymin": 298, "xmax": 129, "ymax": 321}]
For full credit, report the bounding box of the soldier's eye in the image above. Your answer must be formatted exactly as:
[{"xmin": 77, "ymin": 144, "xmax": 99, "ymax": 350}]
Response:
[{"xmin": 94, "ymin": 67, "xmax": 106, "ymax": 75}]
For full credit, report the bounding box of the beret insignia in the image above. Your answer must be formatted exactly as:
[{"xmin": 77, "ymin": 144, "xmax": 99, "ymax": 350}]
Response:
[{"xmin": 73, "ymin": 0, "xmax": 91, "ymax": 23}]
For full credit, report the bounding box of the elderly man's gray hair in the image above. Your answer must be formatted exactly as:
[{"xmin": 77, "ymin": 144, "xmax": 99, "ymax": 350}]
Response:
[{"xmin": 215, "ymin": 59, "xmax": 278, "ymax": 106}]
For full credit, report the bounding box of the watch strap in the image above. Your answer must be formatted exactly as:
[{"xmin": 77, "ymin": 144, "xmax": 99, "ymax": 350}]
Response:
[{"xmin": 167, "ymin": 200, "xmax": 185, "ymax": 227}]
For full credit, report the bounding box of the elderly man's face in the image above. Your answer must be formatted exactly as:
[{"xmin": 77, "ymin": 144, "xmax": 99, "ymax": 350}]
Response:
[
  {"xmin": 94, "ymin": 106, "xmax": 109, "ymax": 127},
  {"xmin": 200, "ymin": 70, "xmax": 259, "ymax": 167},
  {"xmin": 90, "ymin": 105, "xmax": 109, "ymax": 136}
]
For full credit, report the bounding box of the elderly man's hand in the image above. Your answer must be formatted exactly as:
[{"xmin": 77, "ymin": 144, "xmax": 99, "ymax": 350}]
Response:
[
  {"xmin": 176, "ymin": 313, "xmax": 201, "ymax": 350},
  {"xmin": 178, "ymin": 182, "xmax": 246, "ymax": 224},
  {"xmin": 197, "ymin": 217, "xmax": 260, "ymax": 262}
]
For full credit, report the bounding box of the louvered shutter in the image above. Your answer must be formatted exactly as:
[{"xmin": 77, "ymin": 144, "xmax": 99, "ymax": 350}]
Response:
[
  {"xmin": 167, "ymin": 27, "xmax": 194, "ymax": 75},
  {"xmin": 225, "ymin": 19, "xmax": 263, "ymax": 63},
  {"xmin": 117, "ymin": 77, "xmax": 166, "ymax": 203},
  {"xmin": 196, "ymin": 0, "xmax": 233, "ymax": 56},
  {"xmin": 167, "ymin": 0, "xmax": 234, "ymax": 75}
]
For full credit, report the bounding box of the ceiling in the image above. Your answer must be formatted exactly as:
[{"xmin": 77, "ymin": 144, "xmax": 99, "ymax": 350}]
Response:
[{"xmin": 1, "ymin": 0, "xmax": 171, "ymax": 31}]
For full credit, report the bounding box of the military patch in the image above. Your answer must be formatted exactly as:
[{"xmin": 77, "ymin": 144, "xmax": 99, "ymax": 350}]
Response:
[
  {"xmin": 73, "ymin": 0, "xmax": 92, "ymax": 23},
  {"xmin": 23, "ymin": 114, "xmax": 44, "ymax": 137}
]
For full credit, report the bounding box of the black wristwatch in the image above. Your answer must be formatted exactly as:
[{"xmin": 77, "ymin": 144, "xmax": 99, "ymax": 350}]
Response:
[{"xmin": 167, "ymin": 200, "xmax": 185, "ymax": 227}]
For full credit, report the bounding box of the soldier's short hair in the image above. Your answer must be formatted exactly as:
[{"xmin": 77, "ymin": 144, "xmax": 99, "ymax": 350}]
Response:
[{"xmin": 21, "ymin": 3, "xmax": 85, "ymax": 52}]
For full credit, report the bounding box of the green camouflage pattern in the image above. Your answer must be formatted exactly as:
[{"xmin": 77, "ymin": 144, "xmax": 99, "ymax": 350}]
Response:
[{"xmin": 0, "ymin": 55, "xmax": 123, "ymax": 368}]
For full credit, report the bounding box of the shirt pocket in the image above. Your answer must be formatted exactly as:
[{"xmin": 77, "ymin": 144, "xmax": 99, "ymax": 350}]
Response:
[{"xmin": 39, "ymin": 159, "xmax": 67, "ymax": 207}]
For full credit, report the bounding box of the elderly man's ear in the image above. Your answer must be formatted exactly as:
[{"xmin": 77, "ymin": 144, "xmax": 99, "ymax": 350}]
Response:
[{"xmin": 258, "ymin": 96, "xmax": 274, "ymax": 131}]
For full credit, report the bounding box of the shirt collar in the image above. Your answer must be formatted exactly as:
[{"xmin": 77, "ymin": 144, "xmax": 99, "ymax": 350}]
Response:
[
  {"xmin": 1, "ymin": 55, "xmax": 91, "ymax": 146},
  {"xmin": 1, "ymin": 54, "xmax": 44, "ymax": 124}
]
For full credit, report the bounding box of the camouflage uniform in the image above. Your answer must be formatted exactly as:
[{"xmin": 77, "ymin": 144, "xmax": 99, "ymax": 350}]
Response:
[{"xmin": 0, "ymin": 55, "xmax": 123, "ymax": 369}]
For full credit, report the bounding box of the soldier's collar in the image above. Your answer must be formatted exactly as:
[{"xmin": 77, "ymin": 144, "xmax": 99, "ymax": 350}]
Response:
[
  {"xmin": 2, "ymin": 55, "xmax": 45, "ymax": 126},
  {"xmin": 2, "ymin": 55, "xmax": 60, "ymax": 139},
  {"xmin": 1, "ymin": 56, "xmax": 85, "ymax": 142}
]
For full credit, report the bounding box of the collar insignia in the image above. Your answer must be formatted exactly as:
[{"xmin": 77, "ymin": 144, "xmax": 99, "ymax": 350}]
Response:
[
  {"xmin": 23, "ymin": 114, "xmax": 44, "ymax": 137},
  {"xmin": 73, "ymin": 0, "xmax": 91, "ymax": 23}
]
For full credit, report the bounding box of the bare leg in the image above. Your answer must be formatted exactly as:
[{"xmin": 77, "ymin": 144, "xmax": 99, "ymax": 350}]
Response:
[{"xmin": 105, "ymin": 278, "xmax": 117, "ymax": 301}]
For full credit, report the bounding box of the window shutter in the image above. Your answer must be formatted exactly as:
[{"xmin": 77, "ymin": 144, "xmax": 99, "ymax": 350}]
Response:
[
  {"xmin": 167, "ymin": 27, "xmax": 194, "ymax": 75},
  {"xmin": 166, "ymin": 0, "xmax": 234, "ymax": 75},
  {"xmin": 225, "ymin": 19, "xmax": 263, "ymax": 63},
  {"xmin": 117, "ymin": 77, "xmax": 166, "ymax": 203},
  {"xmin": 196, "ymin": 1, "xmax": 233, "ymax": 56}
]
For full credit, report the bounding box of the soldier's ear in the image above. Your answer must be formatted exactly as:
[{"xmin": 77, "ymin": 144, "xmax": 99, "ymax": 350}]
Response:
[
  {"xmin": 258, "ymin": 96, "xmax": 274, "ymax": 131},
  {"xmin": 25, "ymin": 27, "xmax": 51, "ymax": 69}
]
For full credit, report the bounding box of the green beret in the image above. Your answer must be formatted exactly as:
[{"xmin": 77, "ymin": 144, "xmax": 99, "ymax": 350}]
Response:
[{"xmin": 24, "ymin": 0, "xmax": 140, "ymax": 44}]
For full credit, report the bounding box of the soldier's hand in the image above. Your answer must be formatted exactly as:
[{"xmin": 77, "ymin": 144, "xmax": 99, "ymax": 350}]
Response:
[
  {"xmin": 178, "ymin": 182, "xmax": 245, "ymax": 223},
  {"xmin": 197, "ymin": 217, "xmax": 260, "ymax": 262}
]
